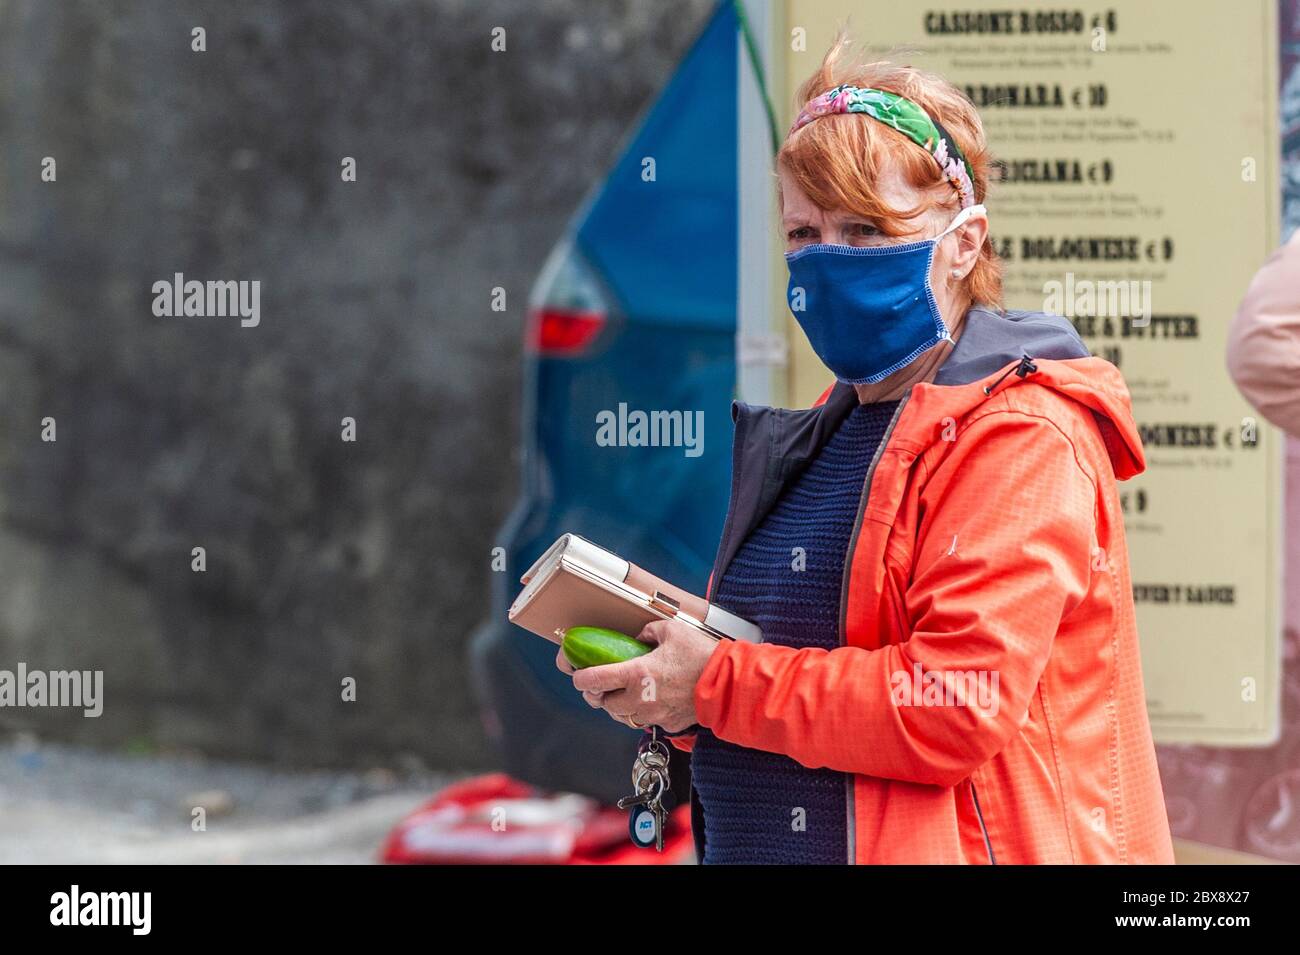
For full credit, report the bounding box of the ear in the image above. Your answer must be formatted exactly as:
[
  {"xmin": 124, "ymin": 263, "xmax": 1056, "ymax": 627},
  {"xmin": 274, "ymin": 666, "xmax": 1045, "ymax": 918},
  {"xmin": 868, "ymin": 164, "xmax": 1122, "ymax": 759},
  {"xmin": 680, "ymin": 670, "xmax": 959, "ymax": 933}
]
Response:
[{"xmin": 951, "ymin": 213, "xmax": 988, "ymax": 276}]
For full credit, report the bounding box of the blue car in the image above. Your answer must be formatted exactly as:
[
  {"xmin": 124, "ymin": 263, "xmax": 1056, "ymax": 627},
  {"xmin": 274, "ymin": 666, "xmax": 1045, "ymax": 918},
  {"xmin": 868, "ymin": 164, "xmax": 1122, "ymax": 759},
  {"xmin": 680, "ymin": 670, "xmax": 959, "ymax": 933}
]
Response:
[{"xmin": 469, "ymin": 2, "xmax": 755, "ymax": 803}]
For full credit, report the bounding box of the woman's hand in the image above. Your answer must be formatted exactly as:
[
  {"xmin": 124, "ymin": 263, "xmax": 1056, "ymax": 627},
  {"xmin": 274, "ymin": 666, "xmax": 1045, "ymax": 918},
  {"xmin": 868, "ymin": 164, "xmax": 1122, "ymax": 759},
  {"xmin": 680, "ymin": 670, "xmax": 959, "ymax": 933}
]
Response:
[{"xmin": 554, "ymin": 618, "xmax": 719, "ymax": 733}]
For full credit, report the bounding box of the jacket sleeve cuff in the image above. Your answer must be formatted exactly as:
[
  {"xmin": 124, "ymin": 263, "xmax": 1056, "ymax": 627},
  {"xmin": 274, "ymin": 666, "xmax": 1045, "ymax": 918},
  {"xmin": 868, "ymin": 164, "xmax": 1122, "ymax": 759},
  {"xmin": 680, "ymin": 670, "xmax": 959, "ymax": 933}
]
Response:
[
  {"xmin": 694, "ymin": 637, "xmax": 753, "ymax": 731},
  {"xmin": 659, "ymin": 723, "xmax": 699, "ymax": 738}
]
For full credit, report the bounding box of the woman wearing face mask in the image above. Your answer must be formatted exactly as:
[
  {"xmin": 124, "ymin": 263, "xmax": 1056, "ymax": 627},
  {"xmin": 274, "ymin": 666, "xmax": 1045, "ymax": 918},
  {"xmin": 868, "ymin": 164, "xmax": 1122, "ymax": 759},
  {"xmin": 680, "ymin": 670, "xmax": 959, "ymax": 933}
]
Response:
[{"xmin": 560, "ymin": 38, "xmax": 1174, "ymax": 864}]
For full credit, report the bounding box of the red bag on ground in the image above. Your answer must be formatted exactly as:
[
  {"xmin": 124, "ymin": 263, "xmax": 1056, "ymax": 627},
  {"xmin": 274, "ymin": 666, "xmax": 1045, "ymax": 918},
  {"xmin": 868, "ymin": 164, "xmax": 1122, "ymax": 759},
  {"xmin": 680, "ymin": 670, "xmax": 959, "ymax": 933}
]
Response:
[{"xmin": 380, "ymin": 773, "xmax": 693, "ymax": 865}]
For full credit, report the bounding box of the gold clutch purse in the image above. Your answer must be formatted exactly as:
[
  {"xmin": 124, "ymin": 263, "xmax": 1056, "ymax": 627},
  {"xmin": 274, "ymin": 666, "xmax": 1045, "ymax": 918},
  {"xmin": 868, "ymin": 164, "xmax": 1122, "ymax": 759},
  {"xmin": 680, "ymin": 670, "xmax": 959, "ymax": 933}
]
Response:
[{"xmin": 507, "ymin": 533, "xmax": 761, "ymax": 646}]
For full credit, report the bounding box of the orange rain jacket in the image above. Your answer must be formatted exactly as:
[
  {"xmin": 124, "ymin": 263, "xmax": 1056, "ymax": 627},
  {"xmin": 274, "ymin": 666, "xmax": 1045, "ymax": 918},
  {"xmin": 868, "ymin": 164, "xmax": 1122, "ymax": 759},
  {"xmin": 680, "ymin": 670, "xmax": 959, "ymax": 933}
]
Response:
[{"xmin": 673, "ymin": 308, "xmax": 1174, "ymax": 864}]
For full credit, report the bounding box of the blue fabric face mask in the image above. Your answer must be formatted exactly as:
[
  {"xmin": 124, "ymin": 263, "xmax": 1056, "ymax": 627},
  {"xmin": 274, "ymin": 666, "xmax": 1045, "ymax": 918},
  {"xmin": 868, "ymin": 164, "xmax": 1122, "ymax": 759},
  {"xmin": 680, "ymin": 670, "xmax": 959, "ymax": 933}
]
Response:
[{"xmin": 785, "ymin": 204, "xmax": 986, "ymax": 385}]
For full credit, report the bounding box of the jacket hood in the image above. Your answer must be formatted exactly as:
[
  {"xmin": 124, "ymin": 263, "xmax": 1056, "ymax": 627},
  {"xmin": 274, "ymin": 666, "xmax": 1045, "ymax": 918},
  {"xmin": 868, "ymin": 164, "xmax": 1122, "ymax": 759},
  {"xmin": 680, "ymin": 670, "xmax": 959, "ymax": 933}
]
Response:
[
  {"xmin": 948, "ymin": 307, "xmax": 1145, "ymax": 480},
  {"xmin": 817, "ymin": 307, "xmax": 1146, "ymax": 480}
]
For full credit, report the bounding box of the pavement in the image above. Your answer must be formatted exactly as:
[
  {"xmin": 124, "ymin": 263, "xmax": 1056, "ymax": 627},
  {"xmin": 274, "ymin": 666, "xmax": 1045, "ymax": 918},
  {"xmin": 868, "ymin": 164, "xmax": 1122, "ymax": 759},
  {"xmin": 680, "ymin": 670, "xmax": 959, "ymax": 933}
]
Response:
[{"xmin": 0, "ymin": 737, "xmax": 456, "ymax": 864}]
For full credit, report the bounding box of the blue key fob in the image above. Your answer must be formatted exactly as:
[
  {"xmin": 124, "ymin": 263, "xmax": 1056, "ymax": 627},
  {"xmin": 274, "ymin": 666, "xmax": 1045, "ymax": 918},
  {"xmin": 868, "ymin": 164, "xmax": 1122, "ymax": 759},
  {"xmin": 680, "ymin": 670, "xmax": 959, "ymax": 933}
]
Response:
[{"xmin": 628, "ymin": 806, "xmax": 658, "ymax": 849}]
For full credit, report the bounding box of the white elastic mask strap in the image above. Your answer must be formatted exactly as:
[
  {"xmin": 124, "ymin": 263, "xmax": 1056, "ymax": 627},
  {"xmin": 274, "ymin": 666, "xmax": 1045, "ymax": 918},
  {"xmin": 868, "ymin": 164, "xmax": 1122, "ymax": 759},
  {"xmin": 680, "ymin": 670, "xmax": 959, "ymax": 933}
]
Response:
[
  {"xmin": 936, "ymin": 204, "xmax": 984, "ymax": 345},
  {"xmin": 936, "ymin": 203, "xmax": 986, "ymax": 240}
]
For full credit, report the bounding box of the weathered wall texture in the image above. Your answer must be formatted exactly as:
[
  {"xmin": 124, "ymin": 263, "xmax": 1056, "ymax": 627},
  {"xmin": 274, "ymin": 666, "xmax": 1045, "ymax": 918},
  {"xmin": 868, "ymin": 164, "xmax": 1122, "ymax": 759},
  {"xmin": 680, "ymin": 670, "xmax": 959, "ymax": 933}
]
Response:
[{"xmin": 0, "ymin": 0, "xmax": 713, "ymax": 767}]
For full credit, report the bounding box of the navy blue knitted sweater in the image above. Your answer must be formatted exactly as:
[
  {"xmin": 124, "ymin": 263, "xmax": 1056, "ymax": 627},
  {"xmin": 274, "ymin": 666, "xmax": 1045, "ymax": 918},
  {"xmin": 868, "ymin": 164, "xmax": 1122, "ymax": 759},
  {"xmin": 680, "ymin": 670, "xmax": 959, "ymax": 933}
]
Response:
[{"xmin": 692, "ymin": 398, "xmax": 901, "ymax": 864}]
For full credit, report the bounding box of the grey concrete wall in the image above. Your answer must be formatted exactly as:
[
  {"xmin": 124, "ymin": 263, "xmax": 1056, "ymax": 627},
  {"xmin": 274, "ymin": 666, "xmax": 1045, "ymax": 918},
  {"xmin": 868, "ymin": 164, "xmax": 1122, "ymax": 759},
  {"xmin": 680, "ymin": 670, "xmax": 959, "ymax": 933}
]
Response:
[{"xmin": 0, "ymin": 0, "xmax": 714, "ymax": 768}]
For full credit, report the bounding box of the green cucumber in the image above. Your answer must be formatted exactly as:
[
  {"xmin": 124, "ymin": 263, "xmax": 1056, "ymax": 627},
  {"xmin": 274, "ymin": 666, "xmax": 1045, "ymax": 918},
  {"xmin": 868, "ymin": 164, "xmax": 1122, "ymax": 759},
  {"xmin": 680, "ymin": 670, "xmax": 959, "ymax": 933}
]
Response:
[{"xmin": 561, "ymin": 626, "xmax": 651, "ymax": 669}]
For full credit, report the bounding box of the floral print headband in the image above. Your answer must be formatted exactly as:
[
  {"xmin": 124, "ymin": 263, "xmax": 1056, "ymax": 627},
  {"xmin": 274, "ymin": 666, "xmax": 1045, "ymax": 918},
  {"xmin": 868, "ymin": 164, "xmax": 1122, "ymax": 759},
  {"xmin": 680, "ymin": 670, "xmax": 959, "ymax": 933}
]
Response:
[{"xmin": 789, "ymin": 85, "xmax": 977, "ymax": 209}]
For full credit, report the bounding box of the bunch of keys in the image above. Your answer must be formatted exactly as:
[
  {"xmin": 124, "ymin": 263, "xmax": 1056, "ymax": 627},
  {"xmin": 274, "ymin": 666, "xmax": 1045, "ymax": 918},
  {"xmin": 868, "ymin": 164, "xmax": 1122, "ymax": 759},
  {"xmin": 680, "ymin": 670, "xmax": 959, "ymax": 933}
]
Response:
[{"xmin": 617, "ymin": 726, "xmax": 672, "ymax": 851}]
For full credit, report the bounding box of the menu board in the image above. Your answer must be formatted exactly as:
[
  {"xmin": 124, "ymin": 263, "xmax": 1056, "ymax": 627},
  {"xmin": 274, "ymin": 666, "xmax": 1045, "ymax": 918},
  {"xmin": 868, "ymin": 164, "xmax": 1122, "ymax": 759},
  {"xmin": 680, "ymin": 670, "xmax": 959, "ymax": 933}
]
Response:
[{"xmin": 780, "ymin": 0, "xmax": 1282, "ymax": 744}]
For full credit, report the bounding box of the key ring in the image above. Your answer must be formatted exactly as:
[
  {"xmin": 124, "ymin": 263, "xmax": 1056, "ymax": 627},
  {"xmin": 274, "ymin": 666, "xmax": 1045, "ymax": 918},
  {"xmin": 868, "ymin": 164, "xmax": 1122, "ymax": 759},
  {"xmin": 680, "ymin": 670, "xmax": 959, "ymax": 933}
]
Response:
[
  {"xmin": 639, "ymin": 737, "xmax": 670, "ymax": 763},
  {"xmin": 633, "ymin": 766, "xmax": 667, "ymax": 804}
]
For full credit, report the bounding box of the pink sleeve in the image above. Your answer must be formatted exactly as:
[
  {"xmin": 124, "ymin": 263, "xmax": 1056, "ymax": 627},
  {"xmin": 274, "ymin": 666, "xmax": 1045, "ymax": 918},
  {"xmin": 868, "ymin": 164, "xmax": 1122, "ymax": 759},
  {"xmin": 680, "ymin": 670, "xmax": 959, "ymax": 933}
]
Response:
[{"xmin": 1227, "ymin": 232, "xmax": 1300, "ymax": 436}]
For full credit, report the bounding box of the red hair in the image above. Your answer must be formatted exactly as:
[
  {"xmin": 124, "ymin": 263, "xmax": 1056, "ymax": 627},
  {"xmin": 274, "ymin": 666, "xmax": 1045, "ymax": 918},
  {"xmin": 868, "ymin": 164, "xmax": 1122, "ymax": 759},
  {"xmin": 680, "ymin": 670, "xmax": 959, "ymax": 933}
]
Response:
[{"xmin": 778, "ymin": 35, "xmax": 1003, "ymax": 309}]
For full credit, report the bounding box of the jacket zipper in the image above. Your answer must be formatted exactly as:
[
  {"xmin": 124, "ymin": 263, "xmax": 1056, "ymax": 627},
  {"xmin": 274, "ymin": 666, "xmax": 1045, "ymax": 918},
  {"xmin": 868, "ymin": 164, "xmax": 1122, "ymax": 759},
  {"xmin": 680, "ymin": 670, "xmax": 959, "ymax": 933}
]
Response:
[
  {"xmin": 838, "ymin": 391, "xmax": 911, "ymax": 865},
  {"xmin": 971, "ymin": 780, "xmax": 997, "ymax": 864},
  {"xmin": 831, "ymin": 358, "xmax": 1029, "ymax": 864}
]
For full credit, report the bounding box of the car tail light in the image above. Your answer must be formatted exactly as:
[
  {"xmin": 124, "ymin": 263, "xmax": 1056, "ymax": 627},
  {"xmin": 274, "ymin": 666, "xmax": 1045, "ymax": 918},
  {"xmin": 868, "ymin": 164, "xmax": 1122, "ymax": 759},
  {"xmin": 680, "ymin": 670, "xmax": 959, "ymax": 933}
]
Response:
[
  {"xmin": 527, "ymin": 307, "xmax": 605, "ymax": 355},
  {"xmin": 526, "ymin": 241, "xmax": 609, "ymax": 357}
]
